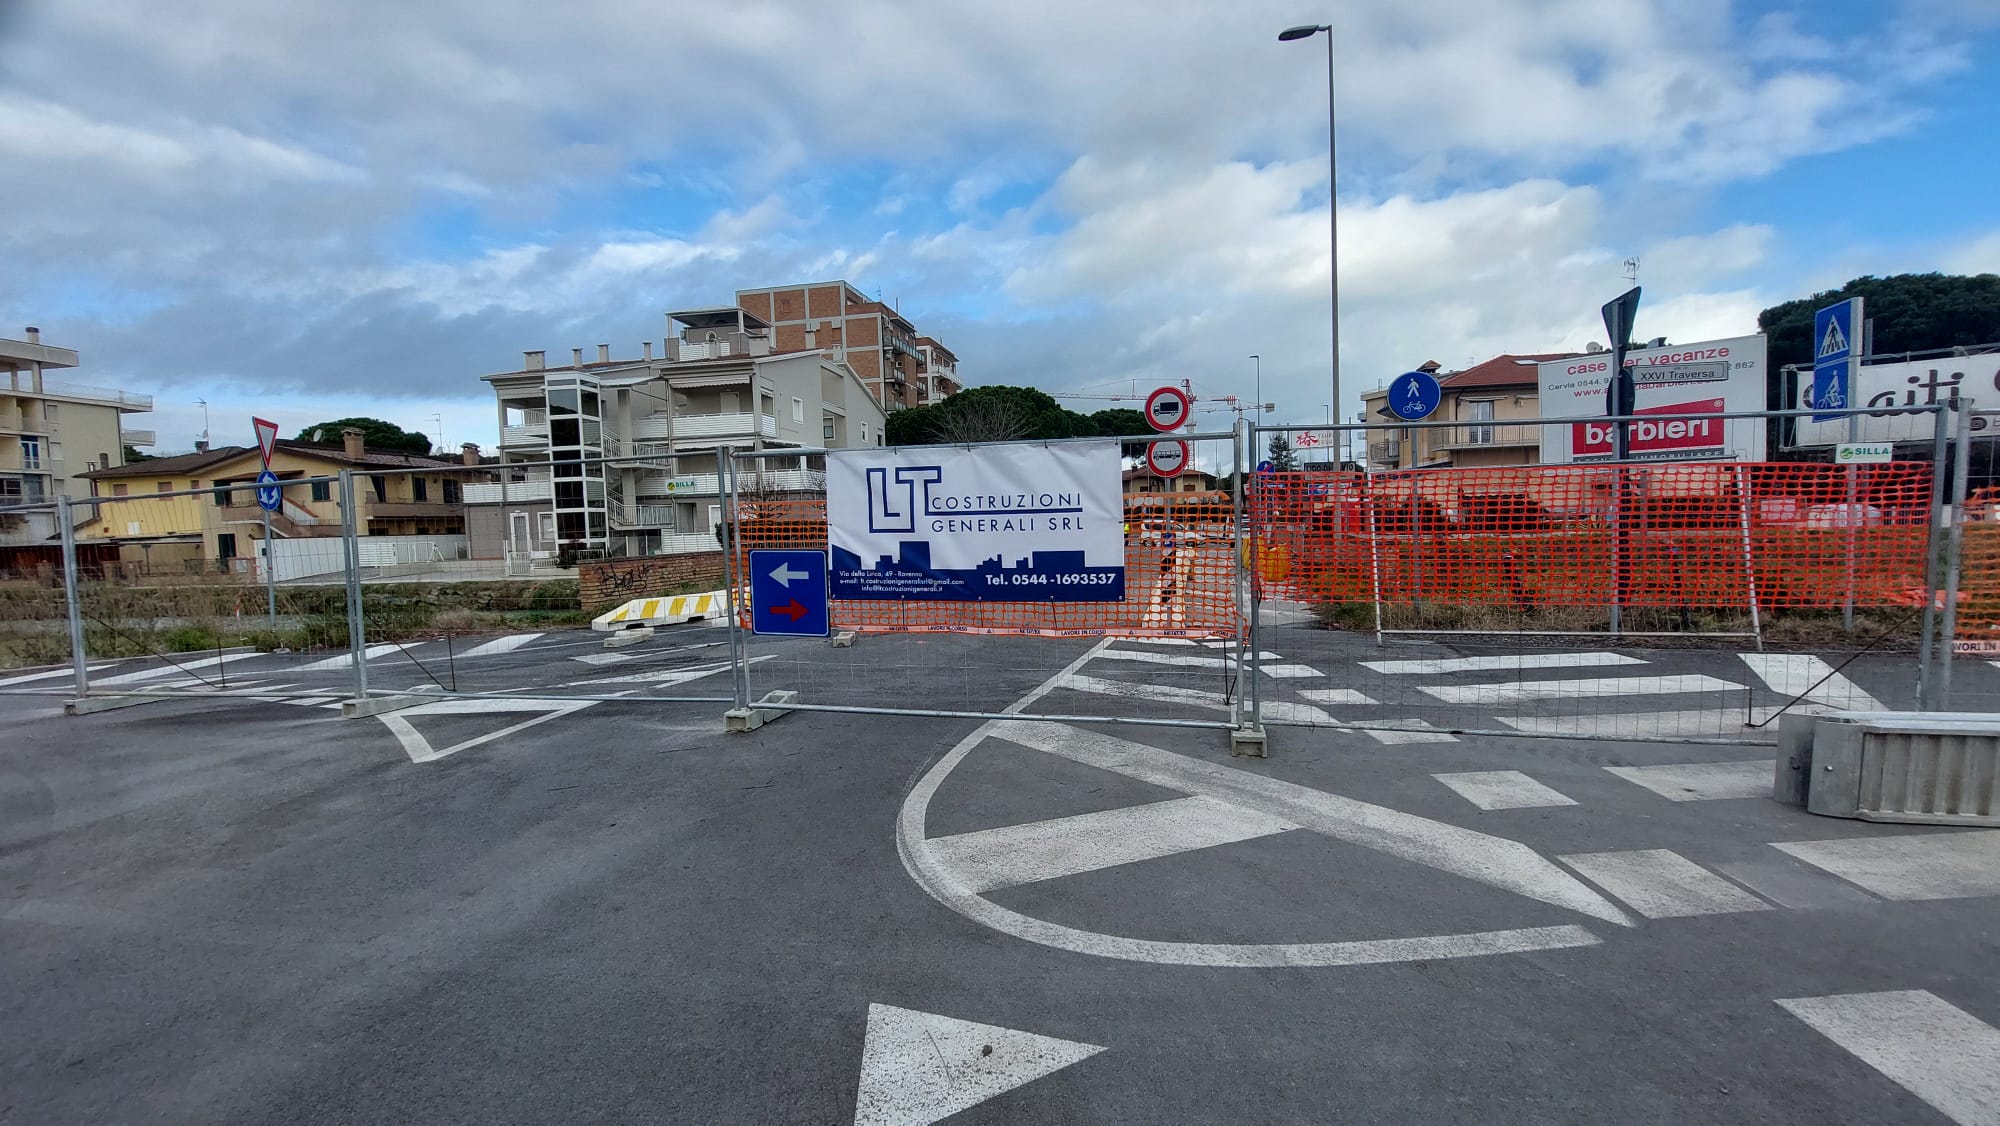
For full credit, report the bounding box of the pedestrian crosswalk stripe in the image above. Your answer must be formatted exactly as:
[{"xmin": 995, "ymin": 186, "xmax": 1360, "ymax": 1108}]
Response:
[
  {"xmin": 457, "ymin": 633, "xmax": 545, "ymax": 659},
  {"xmin": 1560, "ymin": 849, "xmax": 1772, "ymax": 918},
  {"xmin": 1739, "ymin": 652, "xmax": 1885, "ymax": 712},
  {"xmin": 1364, "ymin": 720, "xmax": 1459, "ymax": 744},
  {"xmin": 1420, "ymin": 674, "xmax": 1743, "ymax": 706},
  {"xmin": 1778, "ymin": 990, "xmax": 2000, "ymax": 1126},
  {"xmin": 1604, "ymin": 761, "xmax": 1771, "ymax": 801},
  {"xmin": 1361, "ymin": 652, "xmax": 1644, "ymax": 675},
  {"xmin": 1771, "ymin": 830, "xmax": 2000, "ymax": 901},
  {"xmin": 1496, "ymin": 710, "xmax": 1744, "ymax": 738},
  {"xmin": 1434, "ymin": 770, "xmax": 1577, "ymax": 810}
]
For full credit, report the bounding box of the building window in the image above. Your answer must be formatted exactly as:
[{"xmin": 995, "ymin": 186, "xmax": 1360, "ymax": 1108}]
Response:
[
  {"xmin": 823, "ymin": 419, "xmax": 836, "ymax": 441},
  {"xmin": 20, "ymin": 438, "xmax": 40, "ymax": 470},
  {"xmin": 858, "ymin": 421, "xmax": 867, "ymax": 443},
  {"xmin": 189, "ymin": 481, "xmax": 201, "ymax": 491},
  {"xmin": 792, "ymin": 397, "xmax": 805, "ymax": 424},
  {"xmin": 311, "ymin": 480, "xmax": 332, "ymax": 503},
  {"xmin": 1465, "ymin": 400, "xmax": 1495, "ymax": 445},
  {"xmin": 157, "ymin": 481, "xmax": 171, "ymax": 493},
  {"xmin": 413, "ymin": 477, "xmax": 429, "ymax": 501},
  {"xmin": 217, "ymin": 533, "xmax": 236, "ymax": 560},
  {"xmin": 112, "ymin": 483, "xmax": 129, "ymax": 497},
  {"xmin": 538, "ymin": 512, "xmax": 557, "ymax": 543},
  {"xmin": 371, "ymin": 477, "xmax": 387, "ymax": 503},
  {"xmin": 42, "ymin": 403, "xmax": 57, "ymax": 421},
  {"xmin": 443, "ymin": 479, "xmax": 461, "ymax": 504}
]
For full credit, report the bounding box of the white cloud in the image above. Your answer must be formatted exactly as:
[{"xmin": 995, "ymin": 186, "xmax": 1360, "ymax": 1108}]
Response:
[{"xmin": 1942, "ymin": 231, "xmax": 2000, "ymax": 275}]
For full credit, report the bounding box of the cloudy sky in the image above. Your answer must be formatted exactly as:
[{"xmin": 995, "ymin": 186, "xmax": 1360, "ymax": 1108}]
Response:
[{"xmin": 3, "ymin": 0, "xmax": 1998, "ymax": 454}]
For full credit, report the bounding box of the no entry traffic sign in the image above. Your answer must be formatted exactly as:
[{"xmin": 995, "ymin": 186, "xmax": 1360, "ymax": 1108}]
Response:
[
  {"xmin": 1146, "ymin": 439, "xmax": 1190, "ymax": 478},
  {"xmin": 1144, "ymin": 386, "xmax": 1191, "ymax": 432}
]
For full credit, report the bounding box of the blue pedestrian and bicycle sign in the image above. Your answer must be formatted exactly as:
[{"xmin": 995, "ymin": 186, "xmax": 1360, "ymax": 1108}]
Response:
[
  {"xmin": 1811, "ymin": 297, "xmax": 1862, "ymax": 423},
  {"xmin": 749, "ymin": 549, "xmax": 830, "ymax": 637},
  {"xmin": 255, "ymin": 468, "xmax": 282, "ymax": 512},
  {"xmin": 1387, "ymin": 370, "xmax": 1442, "ymax": 421}
]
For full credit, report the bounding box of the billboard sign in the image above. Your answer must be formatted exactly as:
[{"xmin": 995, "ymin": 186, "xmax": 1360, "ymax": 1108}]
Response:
[
  {"xmin": 1791, "ymin": 354, "xmax": 2000, "ymax": 446},
  {"xmin": 826, "ymin": 441, "xmax": 1124, "ymax": 602},
  {"xmin": 1537, "ymin": 335, "xmax": 1768, "ymax": 463}
]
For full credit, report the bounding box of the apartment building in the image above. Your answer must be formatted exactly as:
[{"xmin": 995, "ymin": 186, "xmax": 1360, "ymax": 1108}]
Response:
[
  {"xmin": 78, "ymin": 428, "xmax": 483, "ymax": 573},
  {"xmin": 734, "ymin": 280, "xmax": 957, "ymax": 412},
  {"xmin": 478, "ymin": 308, "xmax": 888, "ymax": 558},
  {"xmin": 1, "ymin": 328, "xmax": 155, "ymax": 547},
  {"xmin": 1360, "ymin": 353, "xmax": 1579, "ymax": 469}
]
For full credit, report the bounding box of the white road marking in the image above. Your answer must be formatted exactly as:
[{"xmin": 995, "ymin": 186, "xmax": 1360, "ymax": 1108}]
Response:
[
  {"xmin": 1497, "ymin": 710, "xmax": 1745, "ymax": 738},
  {"xmin": 1560, "ymin": 849, "xmax": 1772, "ymax": 918},
  {"xmin": 1259, "ymin": 663, "xmax": 1324, "ymax": 679},
  {"xmin": 990, "ymin": 720, "xmax": 1629, "ymax": 925},
  {"xmin": 853, "ymin": 1003, "xmax": 1105, "ymax": 1126},
  {"xmin": 1711, "ymin": 859, "xmax": 1880, "ymax": 910},
  {"xmin": 1604, "ymin": 760, "xmax": 1772, "ymax": 801},
  {"xmin": 378, "ymin": 699, "xmax": 598, "ymax": 764},
  {"xmin": 1298, "ymin": 688, "xmax": 1378, "ymax": 705},
  {"xmin": 1434, "ymin": 771, "xmax": 1577, "ymax": 810},
  {"xmin": 297, "ymin": 644, "xmax": 403, "ymax": 672},
  {"xmin": 1364, "ymin": 720, "xmax": 1460, "ymax": 744},
  {"xmin": 0, "ymin": 664, "xmax": 110, "ymax": 688},
  {"xmin": 1771, "ymin": 830, "xmax": 2000, "ymax": 901},
  {"xmin": 1094, "ymin": 649, "xmax": 1273, "ymax": 671},
  {"xmin": 1120, "ymin": 637, "xmax": 1198, "ymax": 646},
  {"xmin": 456, "ymin": 633, "xmax": 545, "ymax": 659},
  {"xmin": 566, "ymin": 653, "xmax": 775, "ymax": 687},
  {"xmin": 1777, "ymin": 991, "xmax": 2000, "ymax": 1126},
  {"xmin": 928, "ymin": 796, "xmax": 1297, "ymax": 894},
  {"xmin": 88, "ymin": 652, "xmax": 266, "ymax": 686},
  {"xmin": 894, "ymin": 641, "xmax": 1611, "ymax": 968},
  {"xmin": 569, "ymin": 652, "xmax": 633, "ymax": 666},
  {"xmin": 1421, "ymin": 674, "xmax": 1744, "ymax": 706},
  {"xmin": 1057, "ymin": 672, "xmax": 1335, "ymax": 725},
  {"xmin": 1362, "ymin": 652, "xmax": 1646, "ymax": 675},
  {"xmin": 1740, "ymin": 652, "xmax": 1886, "ymax": 711}
]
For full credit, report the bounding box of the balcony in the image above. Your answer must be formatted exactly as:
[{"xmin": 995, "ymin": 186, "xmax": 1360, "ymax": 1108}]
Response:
[
  {"xmin": 463, "ymin": 479, "xmax": 553, "ymax": 504},
  {"xmin": 38, "ymin": 380, "xmax": 153, "ymax": 411},
  {"xmin": 1368, "ymin": 440, "xmax": 1401, "ymax": 464},
  {"xmin": 640, "ymin": 412, "xmax": 781, "ymax": 442},
  {"xmin": 1428, "ymin": 423, "xmax": 1543, "ymax": 452},
  {"xmin": 121, "ymin": 428, "xmax": 156, "ymax": 447},
  {"xmin": 500, "ymin": 423, "xmax": 549, "ymax": 448},
  {"xmin": 608, "ymin": 503, "xmax": 678, "ymax": 529},
  {"xmin": 367, "ymin": 501, "xmax": 464, "ymax": 519},
  {"xmin": 666, "ymin": 332, "xmax": 772, "ymax": 362},
  {"xmin": 636, "ymin": 472, "xmax": 719, "ymax": 497}
]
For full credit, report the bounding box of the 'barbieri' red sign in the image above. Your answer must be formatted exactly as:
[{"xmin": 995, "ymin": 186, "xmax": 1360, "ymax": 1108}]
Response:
[{"xmin": 1571, "ymin": 398, "xmax": 1727, "ymax": 462}]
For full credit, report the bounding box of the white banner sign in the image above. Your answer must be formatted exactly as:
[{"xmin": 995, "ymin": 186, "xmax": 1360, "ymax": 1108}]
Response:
[
  {"xmin": 826, "ymin": 442, "xmax": 1125, "ymax": 601},
  {"xmin": 1790, "ymin": 354, "xmax": 2000, "ymax": 446},
  {"xmin": 1537, "ymin": 334, "xmax": 1768, "ymax": 463}
]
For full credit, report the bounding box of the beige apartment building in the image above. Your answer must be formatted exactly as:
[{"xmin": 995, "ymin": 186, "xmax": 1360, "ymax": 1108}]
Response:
[
  {"xmin": 734, "ymin": 280, "xmax": 957, "ymax": 412},
  {"xmin": 1360, "ymin": 353, "xmax": 1580, "ymax": 469},
  {"xmin": 1, "ymin": 328, "xmax": 155, "ymax": 549}
]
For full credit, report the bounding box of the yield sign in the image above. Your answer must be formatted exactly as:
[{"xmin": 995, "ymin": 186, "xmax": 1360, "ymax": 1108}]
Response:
[
  {"xmin": 853, "ymin": 1003, "xmax": 1103, "ymax": 1125},
  {"xmin": 252, "ymin": 416, "xmax": 281, "ymax": 468}
]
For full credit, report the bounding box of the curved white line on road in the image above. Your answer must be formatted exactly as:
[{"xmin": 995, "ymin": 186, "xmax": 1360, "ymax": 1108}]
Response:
[{"xmin": 894, "ymin": 640, "xmax": 1611, "ymax": 968}]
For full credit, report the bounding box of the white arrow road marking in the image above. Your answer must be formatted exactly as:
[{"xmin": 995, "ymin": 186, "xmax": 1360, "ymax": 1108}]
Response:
[
  {"xmin": 988, "ymin": 720, "xmax": 1629, "ymax": 926},
  {"xmin": 378, "ymin": 699, "xmax": 599, "ymax": 764},
  {"xmin": 89, "ymin": 652, "xmax": 266, "ymax": 686},
  {"xmin": 0, "ymin": 664, "xmax": 115, "ymax": 688},
  {"xmin": 1739, "ymin": 652, "xmax": 1886, "ymax": 713},
  {"xmin": 853, "ymin": 1003, "xmax": 1104, "ymax": 1126},
  {"xmin": 1777, "ymin": 991, "xmax": 2000, "ymax": 1126},
  {"xmin": 928, "ymin": 796, "xmax": 1297, "ymax": 894},
  {"xmin": 769, "ymin": 561, "xmax": 807, "ymax": 587}
]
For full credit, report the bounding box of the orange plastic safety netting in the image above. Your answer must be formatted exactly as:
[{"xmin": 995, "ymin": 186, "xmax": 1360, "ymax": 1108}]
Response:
[
  {"xmin": 1958, "ymin": 522, "xmax": 2000, "ymax": 655},
  {"xmin": 731, "ymin": 490, "xmax": 1242, "ymax": 638},
  {"xmin": 1249, "ymin": 462, "xmax": 1936, "ymax": 612}
]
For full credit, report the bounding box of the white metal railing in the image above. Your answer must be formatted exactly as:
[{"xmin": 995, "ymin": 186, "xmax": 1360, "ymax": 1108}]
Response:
[
  {"xmin": 660, "ymin": 532, "xmax": 719, "ymax": 554},
  {"xmin": 500, "ymin": 423, "xmax": 548, "ymax": 447},
  {"xmin": 637, "ymin": 472, "xmax": 719, "ymax": 496},
  {"xmin": 671, "ymin": 413, "xmax": 773, "ymax": 439},
  {"xmin": 463, "ymin": 479, "xmax": 553, "ymax": 503},
  {"xmin": 38, "ymin": 380, "xmax": 154, "ymax": 410},
  {"xmin": 666, "ymin": 332, "xmax": 771, "ymax": 362},
  {"xmin": 121, "ymin": 428, "xmax": 157, "ymax": 447},
  {"xmin": 631, "ymin": 415, "xmax": 672, "ymax": 440}
]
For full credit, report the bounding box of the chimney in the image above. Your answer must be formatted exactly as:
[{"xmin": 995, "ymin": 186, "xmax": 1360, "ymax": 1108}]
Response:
[
  {"xmin": 571, "ymin": 347, "xmax": 584, "ymax": 368},
  {"xmin": 597, "ymin": 344, "xmax": 610, "ymax": 363},
  {"xmin": 342, "ymin": 427, "xmax": 365, "ymax": 460},
  {"xmin": 460, "ymin": 442, "xmax": 481, "ymax": 467},
  {"xmin": 524, "ymin": 350, "xmax": 545, "ymax": 371},
  {"xmin": 24, "ymin": 326, "xmax": 39, "ymax": 344},
  {"xmin": 642, "ymin": 341, "xmax": 653, "ymax": 361}
]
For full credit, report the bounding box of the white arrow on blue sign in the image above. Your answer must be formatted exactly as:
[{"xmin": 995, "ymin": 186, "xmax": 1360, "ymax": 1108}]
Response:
[
  {"xmin": 255, "ymin": 468, "xmax": 282, "ymax": 512},
  {"xmin": 749, "ymin": 549, "xmax": 829, "ymax": 637}
]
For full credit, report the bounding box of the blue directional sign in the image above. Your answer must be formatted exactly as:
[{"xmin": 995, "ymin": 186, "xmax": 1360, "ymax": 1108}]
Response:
[
  {"xmin": 255, "ymin": 468, "xmax": 282, "ymax": 512},
  {"xmin": 1811, "ymin": 297, "xmax": 1862, "ymax": 423},
  {"xmin": 1387, "ymin": 370, "xmax": 1443, "ymax": 421},
  {"xmin": 1256, "ymin": 459, "xmax": 1275, "ymax": 474},
  {"xmin": 749, "ymin": 549, "xmax": 829, "ymax": 637}
]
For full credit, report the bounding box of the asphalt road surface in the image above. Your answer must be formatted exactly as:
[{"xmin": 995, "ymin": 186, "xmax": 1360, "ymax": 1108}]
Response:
[{"xmin": 4, "ymin": 630, "xmax": 1998, "ymax": 1124}]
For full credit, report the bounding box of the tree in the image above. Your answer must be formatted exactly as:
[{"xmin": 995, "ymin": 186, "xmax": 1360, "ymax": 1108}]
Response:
[
  {"xmin": 121, "ymin": 444, "xmax": 155, "ymax": 463},
  {"xmin": 1267, "ymin": 434, "xmax": 1297, "ymax": 471},
  {"xmin": 1088, "ymin": 408, "xmax": 1150, "ymax": 438},
  {"xmin": 886, "ymin": 386, "xmax": 1095, "ymax": 445},
  {"xmin": 294, "ymin": 416, "xmax": 433, "ymax": 455},
  {"xmin": 1758, "ymin": 273, "xmax": 2000, "ymax": 373}
]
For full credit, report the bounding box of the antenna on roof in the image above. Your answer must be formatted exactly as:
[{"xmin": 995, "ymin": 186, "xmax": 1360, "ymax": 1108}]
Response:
[
  {"xmin": 309, "ymin": 428, "xmax": 323, "ymax": 443},
  {"xmin": 1621, "ymin": 256, "xmax": 1640, "ymax": 285}
]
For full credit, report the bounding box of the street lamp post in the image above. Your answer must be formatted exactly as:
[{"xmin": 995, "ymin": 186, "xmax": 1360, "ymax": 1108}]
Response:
[{"xmin": 1279, "ymin": 23, "xmax": 1339, "ymax": 437}]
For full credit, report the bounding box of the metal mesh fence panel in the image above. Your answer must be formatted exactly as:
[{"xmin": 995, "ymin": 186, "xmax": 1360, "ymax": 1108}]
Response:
[
  {"xmin": 725, "ymin": 437, "xmax": 1250, "ymax": 729},
  {"xmin": 0, "ymin": 502, "xmax": 80, "ymax": 691},
  {"xmin": 1244, "ymin": 421, "xmax": 1935, "ymax": 743},
  {"xmin": 1947, "ymin": 410, "xmax": 2000, "ymax": 710},
  {"xmin": 70, "ymin": 479, "xmax": 358, "ymax": 702}
]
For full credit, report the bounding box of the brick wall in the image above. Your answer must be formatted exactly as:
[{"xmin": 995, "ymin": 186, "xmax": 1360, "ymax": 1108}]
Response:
[
  {"xmin": 807, "ymin": 285, "xmax": 842, "ymax": 318},
  {"xmin": 773, "ymin": 287, "xmax": 806, "ymax": 322},
  {"xmin": 738, "ymin": 291, "xmax": 773, "ymax": 321},
  {"xmin": 578, "ymin": 551, "xmax": 727, "ymax": 610}
]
